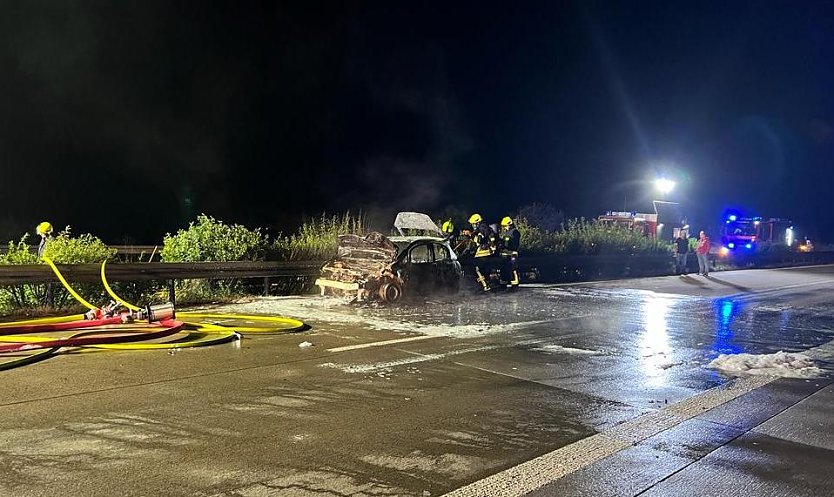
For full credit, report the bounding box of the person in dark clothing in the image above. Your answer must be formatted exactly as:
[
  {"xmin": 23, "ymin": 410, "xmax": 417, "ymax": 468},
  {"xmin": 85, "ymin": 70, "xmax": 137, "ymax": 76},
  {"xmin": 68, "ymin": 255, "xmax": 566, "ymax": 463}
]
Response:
[
  {"xmin": 467, "ymin": 213, "xmax": 497, "ymax": 291},
  {"xmin": 36, "ymin": 221, "xmax": 53, "ymax": 258},
  {"xmin": 499, "ymin": 216, "xmax": 521, "ymax": 289},
  {"xmin": 674, "ymin": 232, "xmax": 689, "ymax": 275}
]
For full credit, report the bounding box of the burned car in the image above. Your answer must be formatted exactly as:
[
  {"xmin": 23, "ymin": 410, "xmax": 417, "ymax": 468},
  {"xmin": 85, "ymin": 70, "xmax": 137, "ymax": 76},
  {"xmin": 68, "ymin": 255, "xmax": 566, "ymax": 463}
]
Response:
[{"xmin": 315, "ymin": 212, "xmax": 463, "ymax": 303}]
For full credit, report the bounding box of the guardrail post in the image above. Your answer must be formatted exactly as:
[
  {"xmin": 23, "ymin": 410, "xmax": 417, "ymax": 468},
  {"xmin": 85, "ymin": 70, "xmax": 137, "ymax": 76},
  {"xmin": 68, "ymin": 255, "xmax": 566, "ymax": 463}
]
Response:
[
  {"xmin": 168, "ymin": 280, "xmax": 176, "ymax": 306},
  {"xmin": 45, "ymin": 282, "xmax": 54, "ymax": 309},
  {"xmin": 263, "ymin": 277, "xmax": 271, "ymax": 296}
]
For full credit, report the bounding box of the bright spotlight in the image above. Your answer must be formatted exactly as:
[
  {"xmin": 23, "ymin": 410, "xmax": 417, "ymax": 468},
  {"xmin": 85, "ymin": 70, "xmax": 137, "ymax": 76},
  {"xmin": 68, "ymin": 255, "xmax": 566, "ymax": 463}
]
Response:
[{"xmin": 654, "ymin": 178, "xmax": 675, "ymax": 194}]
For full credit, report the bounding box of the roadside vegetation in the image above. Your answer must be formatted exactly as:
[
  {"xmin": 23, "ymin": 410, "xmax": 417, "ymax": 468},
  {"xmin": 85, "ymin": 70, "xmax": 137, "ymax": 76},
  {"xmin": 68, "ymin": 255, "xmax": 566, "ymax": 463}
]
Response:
[
  {"xmin": 516, "ymin": 217, "xmax": 673, "ymax": 256},
  {"xmin": 271, "ymin": 212, "xmax": 367, "ymax": 261},
  {"xmin": 0, "ymin": 227, "xmax": 120, "ymax": 316},
  {"xmin": 16, "ymin": 207, "xmax": 822, "ymax": 316}
]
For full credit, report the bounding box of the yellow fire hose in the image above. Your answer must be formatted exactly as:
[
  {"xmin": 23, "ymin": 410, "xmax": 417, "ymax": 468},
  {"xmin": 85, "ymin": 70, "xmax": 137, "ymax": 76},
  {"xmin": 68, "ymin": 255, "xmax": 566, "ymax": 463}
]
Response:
[
  {"xmin": 99, "ymin": 260, "xmax": 306, "ymax": 335},
  {"xmin": 0, "ymin": 258, "xmax": 307, "ymax": 368}
]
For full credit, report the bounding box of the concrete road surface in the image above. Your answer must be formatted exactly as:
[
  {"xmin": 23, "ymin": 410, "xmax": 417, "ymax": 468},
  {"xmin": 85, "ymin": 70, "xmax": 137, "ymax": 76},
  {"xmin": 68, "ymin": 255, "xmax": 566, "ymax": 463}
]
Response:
[{"xmin": 1, "ymin": 265, "xmax": 833, "ymax": 496}]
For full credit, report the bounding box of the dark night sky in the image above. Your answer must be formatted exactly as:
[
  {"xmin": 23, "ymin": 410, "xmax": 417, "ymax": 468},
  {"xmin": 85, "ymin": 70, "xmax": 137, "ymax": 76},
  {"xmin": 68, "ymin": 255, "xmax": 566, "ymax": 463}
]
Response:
[{"xmin": 1, "ymin": 1, "xmax": 833, "ymax": 243}]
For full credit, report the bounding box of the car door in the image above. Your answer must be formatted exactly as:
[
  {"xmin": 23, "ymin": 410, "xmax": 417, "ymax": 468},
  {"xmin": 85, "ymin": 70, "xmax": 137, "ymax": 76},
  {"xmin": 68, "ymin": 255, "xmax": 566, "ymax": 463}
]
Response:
[
  {"xmin": 404, "ymin": 242, "xmax": 435, "ymax": 295},
  {"xmin": 432, "ymin": 242, "xmax": 460, "ymax": 290}
]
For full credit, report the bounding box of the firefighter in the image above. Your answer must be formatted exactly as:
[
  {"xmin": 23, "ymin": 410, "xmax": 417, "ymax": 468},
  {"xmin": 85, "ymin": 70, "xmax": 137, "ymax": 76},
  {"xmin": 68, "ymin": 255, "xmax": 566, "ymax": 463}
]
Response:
[
  {"xmin": 468, "ymin": 213, "xmax": 495, "ymax": 291},
  {"xmin": 499, "ymin": 216, "xmax": 521, "ymax": 289},
  {"xmin": 36, "ymin": 221, "xmax": 54, "ymax": 306},
  {"xmin": 441, "ymin": 219, "xmax": 455, "ymax": 237},
  {"xmin": 36, "ymin": 221, "xmax": 53, "ymax": 258}
]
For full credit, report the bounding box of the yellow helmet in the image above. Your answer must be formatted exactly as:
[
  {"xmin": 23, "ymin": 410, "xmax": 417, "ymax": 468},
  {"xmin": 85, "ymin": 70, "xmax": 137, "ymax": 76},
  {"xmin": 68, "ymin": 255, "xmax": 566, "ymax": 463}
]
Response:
[
  {"xmin": 36, "ymin": 222, "xmax": 53, "ymax": 236},
  {"xmin": 501, "ymin": 216, "xmax": 514, "ymax": 227},
  {"xmin": 468, "ymin": 213, "xmax": 483, "ymax": 224},
  {"xmin": 441, "ymin": 220, "xmax": 454, "ymax": 234}
]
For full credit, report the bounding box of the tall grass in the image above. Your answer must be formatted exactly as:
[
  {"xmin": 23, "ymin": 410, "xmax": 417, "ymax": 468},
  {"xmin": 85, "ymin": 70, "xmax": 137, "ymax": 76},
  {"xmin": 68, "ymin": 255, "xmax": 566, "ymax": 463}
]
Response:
[
  {"xmin": 516, "ymin": 217, "xmax": 673, "ymax": 256},
  {"xmin": 273, "ymin": 212, "xmax": 367, "ymax": 261}
]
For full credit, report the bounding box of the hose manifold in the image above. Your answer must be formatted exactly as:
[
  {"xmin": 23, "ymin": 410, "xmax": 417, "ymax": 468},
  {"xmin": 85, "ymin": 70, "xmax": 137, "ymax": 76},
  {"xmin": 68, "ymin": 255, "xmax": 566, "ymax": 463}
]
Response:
[{"xmin": 136, "ymin": 303, "xmax": 176, "ymax": 323}]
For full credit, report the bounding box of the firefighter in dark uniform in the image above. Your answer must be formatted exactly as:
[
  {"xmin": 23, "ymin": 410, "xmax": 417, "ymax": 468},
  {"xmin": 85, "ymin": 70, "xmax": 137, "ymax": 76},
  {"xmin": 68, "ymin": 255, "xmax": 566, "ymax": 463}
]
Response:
[
  {"xmin": 36, "ymin": 221, "xmax": 53, "ymax": 257},
  {"xmin": 499, "ymin": 216, "xmax": 521, "ymax": 289},
  {"xmin": 468, "ymin": 213, "xmax": 496, "ymax": 291}
]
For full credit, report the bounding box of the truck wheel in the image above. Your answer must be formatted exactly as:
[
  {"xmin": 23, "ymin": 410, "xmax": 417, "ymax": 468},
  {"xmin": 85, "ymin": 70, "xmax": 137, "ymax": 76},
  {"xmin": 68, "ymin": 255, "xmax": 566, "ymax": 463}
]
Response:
[{"xmin": 379, "ymin": 282, "xmax": 402, "ymax": 303}]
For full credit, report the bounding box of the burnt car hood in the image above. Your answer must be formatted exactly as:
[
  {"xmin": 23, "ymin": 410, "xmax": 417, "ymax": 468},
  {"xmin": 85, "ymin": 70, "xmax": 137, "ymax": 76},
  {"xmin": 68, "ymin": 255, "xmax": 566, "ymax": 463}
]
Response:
[
  {"xmin": 393, "ymin": 212, "xmax": 443, "ymax": 237},
  {"xmin": 319, "ymin": 232, "xmax": 398, "ymax": 284}
]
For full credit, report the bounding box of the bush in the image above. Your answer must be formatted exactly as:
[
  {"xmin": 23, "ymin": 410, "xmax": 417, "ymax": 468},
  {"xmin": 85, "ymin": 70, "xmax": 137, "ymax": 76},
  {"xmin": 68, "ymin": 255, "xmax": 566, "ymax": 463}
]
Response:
[
  {"xmin": 161, "ymin": 214, "xmax": 266, "ymax": 262},
  {"xmin": 514, "ymin": 217, "xmax": 558, "ymax": 255},
  {"xmin": 42, "ymin": 228, "xmax": 116, "ymax": 263},
  {"xmin": 0, "ymin": 228, "xmax": 116, "ymax": 315},
  {"xmin": 160, "ymin": 215, "xmax": 267, "ymax": 304}
]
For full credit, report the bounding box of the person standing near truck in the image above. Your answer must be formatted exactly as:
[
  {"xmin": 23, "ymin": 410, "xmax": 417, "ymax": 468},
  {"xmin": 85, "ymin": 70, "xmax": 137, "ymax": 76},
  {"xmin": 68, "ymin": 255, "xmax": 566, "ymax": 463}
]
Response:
[
  {"xmin": 696, "ymin": 230, "xmax": 711, "ymax": 276},
  {"xmin": 674, "ymin": 232, "xmax": 689, "ymax": 275}
]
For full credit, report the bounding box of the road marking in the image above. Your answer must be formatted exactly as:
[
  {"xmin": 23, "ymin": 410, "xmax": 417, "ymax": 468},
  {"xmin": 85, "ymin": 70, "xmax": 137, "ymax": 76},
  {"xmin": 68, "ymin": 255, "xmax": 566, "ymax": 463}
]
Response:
[
  {"xmin": 323, "ymin": 345, "xmax": 504, "ymax": 373},
  {"xmin": 720, "ymin": 277, "xmax": 834, "ymax": 302},
  {"xmin": 327, "ymin": 335, "xmax": 438, "ymax": 352},
  {"xmin": 443, "ymin": 375, "xmax": 775, "ymax": 497},
  {"xmin": 776, "ymin": 263, "xmax": 834, "ymax": 271}
]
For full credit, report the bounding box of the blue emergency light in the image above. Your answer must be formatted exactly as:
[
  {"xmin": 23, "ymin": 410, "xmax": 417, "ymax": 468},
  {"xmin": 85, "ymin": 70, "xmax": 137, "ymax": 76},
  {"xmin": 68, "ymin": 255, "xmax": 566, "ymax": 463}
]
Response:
[{"xmin": 727, "ymin": 243, "xmax": 735, "ymax": 249}]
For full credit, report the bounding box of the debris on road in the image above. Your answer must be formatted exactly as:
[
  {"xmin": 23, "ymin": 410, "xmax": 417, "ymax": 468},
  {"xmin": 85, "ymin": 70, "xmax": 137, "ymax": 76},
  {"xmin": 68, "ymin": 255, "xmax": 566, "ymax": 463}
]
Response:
[{"xmin": 708, "ymin": 351, "xmax": 821, "ymax": 378}]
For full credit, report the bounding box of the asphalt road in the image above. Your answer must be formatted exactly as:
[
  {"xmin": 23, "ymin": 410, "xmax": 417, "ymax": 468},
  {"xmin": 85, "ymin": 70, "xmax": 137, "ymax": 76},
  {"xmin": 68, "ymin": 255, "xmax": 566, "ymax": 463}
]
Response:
[{"xmin": 1, "ymin": 265, "xmax": 833, "ymax": 496}]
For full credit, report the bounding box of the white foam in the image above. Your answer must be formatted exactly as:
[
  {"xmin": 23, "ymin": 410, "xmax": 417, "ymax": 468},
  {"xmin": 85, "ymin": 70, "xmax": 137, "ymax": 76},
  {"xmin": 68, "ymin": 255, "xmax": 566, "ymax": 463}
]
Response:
[
  {"xmin": 707, "ymin": 351, "xmax": 821, "ymax": 378},
  {"xmin": 209, "ymin": 296, "xmax": 546, "ymax": 338},
  {"xmin": 531, "ymin": 344, "xmax": 604, "ymax": 355}
]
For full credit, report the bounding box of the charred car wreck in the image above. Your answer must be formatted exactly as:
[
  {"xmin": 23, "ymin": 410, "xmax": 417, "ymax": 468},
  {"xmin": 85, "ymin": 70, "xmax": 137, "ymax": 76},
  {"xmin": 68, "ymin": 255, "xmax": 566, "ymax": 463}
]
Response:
[{"xmin": 315, "ymin": 213, "xmax": 463, "ymax": 303}]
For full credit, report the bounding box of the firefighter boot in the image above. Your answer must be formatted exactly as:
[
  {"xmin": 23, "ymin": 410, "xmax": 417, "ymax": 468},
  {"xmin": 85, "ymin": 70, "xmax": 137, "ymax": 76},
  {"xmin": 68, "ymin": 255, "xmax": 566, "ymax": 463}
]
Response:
[
  {"xmin": 475, "ymin": 266, "xmax": 491, "ymax": 292},
  {"xmin": 510, "ymin": 269, "xmax": 520, "ymax": 291}
]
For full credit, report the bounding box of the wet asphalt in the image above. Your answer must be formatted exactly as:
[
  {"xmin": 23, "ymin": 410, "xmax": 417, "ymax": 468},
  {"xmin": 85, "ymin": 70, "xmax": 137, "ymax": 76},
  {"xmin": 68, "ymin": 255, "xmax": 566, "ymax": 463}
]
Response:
[{"xmin": 0, "ymin": 265, "xmax": 832, "ymax": 496}]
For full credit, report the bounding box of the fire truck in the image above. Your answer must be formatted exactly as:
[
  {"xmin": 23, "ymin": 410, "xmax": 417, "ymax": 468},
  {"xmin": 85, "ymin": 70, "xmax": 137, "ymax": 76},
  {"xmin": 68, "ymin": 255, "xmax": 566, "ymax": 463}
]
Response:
[
  {"xmin": 597, "ymin": 211, "xmax": 659, "ymax": 237},
  {"xmin": 597, "ymin": 201, "xmax": 687, "ymax": 241},
  {"xmin": 720, "ymin": 214, "xmax": 795, "ymax": 253}
]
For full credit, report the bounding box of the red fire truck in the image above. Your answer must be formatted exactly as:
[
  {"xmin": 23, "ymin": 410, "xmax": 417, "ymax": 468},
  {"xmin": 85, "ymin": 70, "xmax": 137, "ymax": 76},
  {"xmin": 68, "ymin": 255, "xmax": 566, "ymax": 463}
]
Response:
[
  {"xmin": 720, "ymin": 214, "xmax": 795, "ymax": 253},
  {"xmin": 597, "ymin": 211, "xmax": 659, "ymax": 237}
]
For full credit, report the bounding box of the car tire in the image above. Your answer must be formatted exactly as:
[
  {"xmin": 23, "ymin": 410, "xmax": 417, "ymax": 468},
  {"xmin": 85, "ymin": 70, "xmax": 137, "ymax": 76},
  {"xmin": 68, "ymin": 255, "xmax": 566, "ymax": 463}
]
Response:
[{"xmin": 378, "ymin": 282, "xmax": 402, "ymax": 303}]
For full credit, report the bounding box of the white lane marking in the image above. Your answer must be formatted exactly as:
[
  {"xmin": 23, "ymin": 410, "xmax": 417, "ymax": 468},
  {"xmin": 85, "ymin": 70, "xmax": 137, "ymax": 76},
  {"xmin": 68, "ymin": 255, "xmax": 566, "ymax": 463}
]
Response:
[
  {"xmin": 322, "ymin": 345, "xmax": 504, "ymax": 373},
  {"xmin": 443, "ymin": 375, "xmax": 775, "ymax": 497},
  {"xmin": 726, "ymin": 277, "xmax": 834, "ymax": 301},
  {"xmin": 327, "ymin": 335, "xmax": 438, "ymax": 352},
  {"xmin": 776, "ymin": 263, "xmax": 834, "ymax": 271},
  {"xmin": 326, "ymin": 315, "xmax": 593, "ymax": 353}
]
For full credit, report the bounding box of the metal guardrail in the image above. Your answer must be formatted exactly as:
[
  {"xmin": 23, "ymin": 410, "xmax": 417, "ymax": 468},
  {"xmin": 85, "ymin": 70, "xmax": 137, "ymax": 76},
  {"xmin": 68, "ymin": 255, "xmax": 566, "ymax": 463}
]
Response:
[
  {"xmin": 0, "ymin": 245, "xmax": 162, "ymax": 258},
  {"xmin": 0, "ymin": 261, "xmax": 321, "ymax": 285},
  {"xmin": 0, "ymin": 261, "xmax": 322, "ymax": 304}
]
